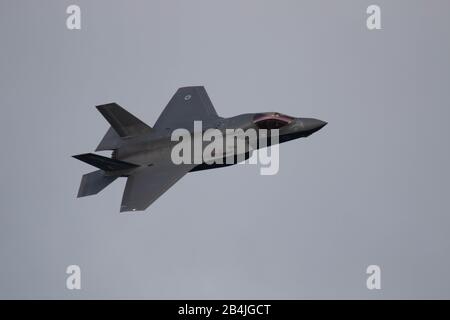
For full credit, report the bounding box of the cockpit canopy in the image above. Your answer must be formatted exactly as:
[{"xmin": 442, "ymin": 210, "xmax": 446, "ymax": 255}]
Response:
[{"xmin": 253, "ymin": 112, "xmax": 295, "ymax": 130}]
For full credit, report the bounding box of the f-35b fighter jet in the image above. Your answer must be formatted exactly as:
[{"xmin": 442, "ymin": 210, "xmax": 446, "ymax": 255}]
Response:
[{"xmin": 73, "ymin": 86, "xmax": 326, "ymax": 212}]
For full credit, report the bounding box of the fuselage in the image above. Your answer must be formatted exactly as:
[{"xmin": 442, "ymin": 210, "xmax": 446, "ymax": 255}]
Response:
[{"xmin": 112, "ymin": 112, "xmax": 327, "ymax": 173}]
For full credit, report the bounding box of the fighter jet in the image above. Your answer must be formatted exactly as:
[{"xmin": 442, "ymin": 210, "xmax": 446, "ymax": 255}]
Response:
[{"xmin": 73, "ymin": 86, "xmax": 326, "ymax": 212}]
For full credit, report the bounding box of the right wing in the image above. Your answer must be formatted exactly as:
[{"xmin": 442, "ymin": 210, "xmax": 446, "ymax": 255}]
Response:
[
  {"xmin": 120, "ymin": 162, "xmax": 196, "ymax": 212},
  {"xmin": 153, "ymin": 86, "xmax": 220, "ymax": 131}
]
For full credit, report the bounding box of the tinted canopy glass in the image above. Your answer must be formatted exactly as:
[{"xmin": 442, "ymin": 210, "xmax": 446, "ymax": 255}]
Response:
[{"xmin": 253, "ymin": 112, "xmax": 294, "ymax": 130}]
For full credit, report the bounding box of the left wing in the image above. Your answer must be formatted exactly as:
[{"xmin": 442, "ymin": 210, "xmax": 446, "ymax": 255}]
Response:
[
  {"xmin": 153, "ymin": 86, "xmax": 220, "ymax": 131},
  {"xmin": 120, "ymin": 162, "xmax": 196, "ymax": 212}
]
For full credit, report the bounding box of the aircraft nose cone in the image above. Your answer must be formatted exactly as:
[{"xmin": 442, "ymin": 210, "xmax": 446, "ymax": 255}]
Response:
[{"xmin": 299, "ymin": 118, "xmax": 327, "ymax": 136}]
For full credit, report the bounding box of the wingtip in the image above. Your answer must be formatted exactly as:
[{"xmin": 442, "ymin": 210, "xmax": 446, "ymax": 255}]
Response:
[
  {"xmin": 120, "ymin": 206, "xmax": 143, "ymax": 213},
  {"xmin": 178, "ymin": 85, "xmax": 205, "ymax": 90}
]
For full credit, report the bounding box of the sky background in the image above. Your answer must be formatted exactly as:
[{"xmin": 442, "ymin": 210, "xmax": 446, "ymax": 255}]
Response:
[{"xmin": 0, "ymin": 0, "xmax": 449, "ymax": 299}]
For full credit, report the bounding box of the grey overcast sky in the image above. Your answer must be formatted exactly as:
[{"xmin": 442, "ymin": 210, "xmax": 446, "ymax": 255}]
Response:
[{"xmin": 0, "ymin": 0, "xmax": 450, "ymax": 299}]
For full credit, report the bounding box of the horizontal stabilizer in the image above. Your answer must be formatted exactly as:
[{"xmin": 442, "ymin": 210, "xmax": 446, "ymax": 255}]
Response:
[
  {"xmin": 73, "ymin": 153, "xmax": 139, "ymax": 172},
  {"xmin": 96, "ymin": 103, "xmax": 152, "ymax": 138},
  {"xmin": 77, "ymin": 170, "xmax": 117, "ymax": 197}
]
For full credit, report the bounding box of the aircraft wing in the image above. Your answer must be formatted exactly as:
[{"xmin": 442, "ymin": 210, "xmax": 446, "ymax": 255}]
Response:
[
  {"xmin": 120, "ymin": 162, "xmax": 196, "ymax": 212},
  {"xmin": 153, "ymin": 86, "xmax": 220, "ymax": 131}
]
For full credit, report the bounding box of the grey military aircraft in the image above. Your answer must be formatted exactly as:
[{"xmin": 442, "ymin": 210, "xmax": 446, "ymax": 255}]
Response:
[{"xmin": 73, "ymin": 86, "xmax": 326, "ymax": 212}]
